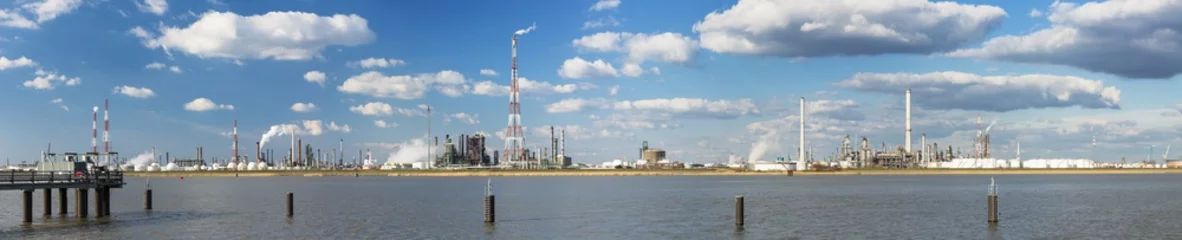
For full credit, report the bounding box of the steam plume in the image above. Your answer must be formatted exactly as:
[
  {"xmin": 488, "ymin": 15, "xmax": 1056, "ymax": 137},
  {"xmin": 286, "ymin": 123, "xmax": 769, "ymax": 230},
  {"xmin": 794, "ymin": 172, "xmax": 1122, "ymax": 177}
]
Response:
[
  {"xmin": 747, "ymin": 130, "xmax": 780, "ymax": 162},
  {"xmin": 385, "ymin": 138, "xmax": 428, "ymax": 164},
  {"xmin": 514, "ymin": 23, "xmax": 536, "ymax": 36}
]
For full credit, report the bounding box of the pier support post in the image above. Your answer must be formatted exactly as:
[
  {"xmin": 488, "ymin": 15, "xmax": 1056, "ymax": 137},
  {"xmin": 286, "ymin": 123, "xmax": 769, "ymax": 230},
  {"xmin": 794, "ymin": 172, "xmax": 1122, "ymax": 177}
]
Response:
[
  {"xmin": 484, "ymin": 195, "xmax": 495, "ymax": 223},
  {"xmin": 43, "ymin": 188, "xmax": 51, "ymax": 216},
  {"xmin": 94, "ymin": 188, "xmax": 104, "ymax": 218},
  {"xmin": 735, "ymin": 195, "xmax": 745, "ymax": 227},
  {"xmin": 102, "ymin": 187, "xmax": 111, "ymax": 217},
  {"xmin": 76, "ymin": 189, "xmax": 88, "ymax": 218},
  {"xmin": 58, "ymin": 188, "xmax": 67, "ymax": 215},
  {"xmin": 988, "ymin": 178, "xmax": 999, "ymax": 223},
  {"xmin": 145, "ymin": 189, "xmax": 152, "ymax": 210},
  {"xmin": 286, "ymin": 192, "xmax": 293, "ymax": 217},
  {"xmin": 22, "ymin": 190, "xmax": 33, "ymax": 223}
]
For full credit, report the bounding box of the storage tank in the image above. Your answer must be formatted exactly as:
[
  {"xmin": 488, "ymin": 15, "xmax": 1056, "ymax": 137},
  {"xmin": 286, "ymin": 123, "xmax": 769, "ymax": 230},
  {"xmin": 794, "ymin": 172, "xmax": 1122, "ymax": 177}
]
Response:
[{"xmin": 643, "ymin": 148, "xmax": 666, "ymax": 163}]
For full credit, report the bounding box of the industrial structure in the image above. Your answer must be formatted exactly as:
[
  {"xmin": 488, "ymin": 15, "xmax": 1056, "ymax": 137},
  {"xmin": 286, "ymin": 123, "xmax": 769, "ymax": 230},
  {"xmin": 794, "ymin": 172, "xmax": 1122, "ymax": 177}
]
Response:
[{"xmin": 502, "ymin": 34, "xmax": 526, "ymax": 167}]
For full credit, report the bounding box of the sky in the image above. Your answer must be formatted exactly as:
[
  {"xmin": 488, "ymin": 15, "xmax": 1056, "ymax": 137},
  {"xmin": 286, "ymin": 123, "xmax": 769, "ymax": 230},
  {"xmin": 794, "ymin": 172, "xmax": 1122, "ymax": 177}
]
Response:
[{"xmin": 1, "ymin": 0, "xmax": 1181, "ymax": 165}]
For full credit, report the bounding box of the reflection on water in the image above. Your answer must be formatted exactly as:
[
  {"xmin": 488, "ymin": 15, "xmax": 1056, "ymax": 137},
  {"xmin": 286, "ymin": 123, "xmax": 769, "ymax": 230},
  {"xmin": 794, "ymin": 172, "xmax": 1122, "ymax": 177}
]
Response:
[{"xmin": 0, "ymin": 175, "xmax": 1181, "ymax": 239}]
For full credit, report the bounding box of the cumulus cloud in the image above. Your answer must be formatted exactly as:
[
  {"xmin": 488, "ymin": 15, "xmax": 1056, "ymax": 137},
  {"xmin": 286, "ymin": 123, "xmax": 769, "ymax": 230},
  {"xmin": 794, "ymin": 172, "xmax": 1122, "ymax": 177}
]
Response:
[
  {"xmin": 136, "ymin": 0, "xmax": 168, "ymax": 15},
  {"xmin": 21, "ymin": 0, "xmax": 84, "ymax": 24},
  {"xmin": 304, "ymin": 71, "xmax": 326, "ymax": 87},
  {"xmin": 590, "ymin": 0, "xmax": 621, "ymax": 11},
  {"xmin": 1029, "ymin": 8, "xmax": 1043, "ymax": 18},
  {"xmin": 112, "ymin": 85, "xmax": 156, "ymax": 99},
  {"xmin": 948, "ymin": 0, "xmax": 1182, "ymax": 79},
  {"xmin": 351, "ymin": 57, "xmax": 405, "ymax": 68},
  {"xmin": 183, "ymin": 97, "xmax": 234, "ymax": 111},
  {"xmin": 470, "ymin": 77, "xmax": 594, "ymax": 96},
  {"xmin": 609, "ymin": 85, "xmax": 619, "ymax": 96},
  {"xmin": 132, "ymin": 11, "xmax": 375, "ymax": 60},
  {"xmin": 693, "ymin": 0, "xmax": 1006, "ymax": 57},
  {"xmin": 479, "ymin": 69, "xmax": 498, "ymax": 76},
  {"xmin": 349, "ymin": 102, "xmax": 393, "ymax": 116},
  {"xmin": 374, "ymin": 120, "xmax": 397, "ymax": 128},
  {"xmin": 583, "ymin": 16, "xmax": 620, "ymax": 30},
  {"xmin": 0, "ymin": 9, "xmax": 37, "ymax": 29},
  {"xmin": 547, "ymin": 97, "xmax": 760, "ymax": 120},
  {"xmin": 0, "ymin": 56, "xmax": 37, "ymax": 70},
  {"xmin": 291, "ymin": 102, "xmax": 317, "ymax": 112},
  {"xmin": 49, "ymin": 98, "xmax": 68, "ymax": 111},
  {"xmin": 572, "ymin": 32, "xmax": 698, "ymax": 64},
  {"xmin": 834, "ymin": 71, "xmax": 1121, "ymax": 112},
  {"xmin": 144, "ymin": 62, "xmax": 183, "ymax": 73},
  {"xmin": 23, "ymin": 69, "xmax": 80, "ymax": 90},
  {"xmin": 547, "ymin": 98, "xmax": 610, "ymax": 113},
  {"xmin": 169, "ymin": 66, "xmax": 182, "ymax": 73},
  {"xmin": 558, "ymin": 57, "xmax": 618, "ymax": 79},
  {"xmin": 328, "ymin": 121, "xmax": 351, "ymax": 133},
  {"xmin": 337, "ymin": 70, "xmax": 467, "ymax": 100},
  {"xmin": 444, "ymin": 112, "xmax": 479, "ymax": 125}
]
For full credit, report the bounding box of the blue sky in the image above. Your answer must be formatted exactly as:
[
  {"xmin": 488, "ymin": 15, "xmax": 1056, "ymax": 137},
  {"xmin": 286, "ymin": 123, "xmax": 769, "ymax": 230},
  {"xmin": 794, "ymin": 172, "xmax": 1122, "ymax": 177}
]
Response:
[{"xmin": 1, "ymin": 0, "xmax": 1181, "ymax": 165}]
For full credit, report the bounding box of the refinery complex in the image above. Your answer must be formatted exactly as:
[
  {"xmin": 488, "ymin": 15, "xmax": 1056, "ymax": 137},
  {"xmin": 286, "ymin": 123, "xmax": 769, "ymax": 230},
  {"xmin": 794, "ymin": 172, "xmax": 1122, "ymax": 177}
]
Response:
[{"xmin": 7, "ymin": 33, "xmax": 1182, "ymax": 173}]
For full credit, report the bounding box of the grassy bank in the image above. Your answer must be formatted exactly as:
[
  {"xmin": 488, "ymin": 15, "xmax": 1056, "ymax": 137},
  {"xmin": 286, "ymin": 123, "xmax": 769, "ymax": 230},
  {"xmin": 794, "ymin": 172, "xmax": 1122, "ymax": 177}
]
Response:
[{"xmin": 121, "ymin": 168, "xmax": 1182, "ymax": 178}]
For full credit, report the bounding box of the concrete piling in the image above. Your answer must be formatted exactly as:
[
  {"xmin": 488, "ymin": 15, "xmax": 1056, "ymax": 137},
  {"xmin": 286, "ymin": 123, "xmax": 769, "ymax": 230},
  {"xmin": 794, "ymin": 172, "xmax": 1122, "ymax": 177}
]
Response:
[
  {"xmin": 145, "ymin": 189, "xmax": 153, "ymax": 210},
  {"xmin": 103, "ymin": 188, "xmax": 111, "ymax": 217},
  {"xmin": 43, "ymin": 188, "xmax": 51, "ymax": 216},
  {"xmin": 58, "ymin": 188, "xmax": 66, "ymax": 215},
  {"xmin": 735, "ymin": 196, "xmax": 745, "ymax": 227},
  {"xmin": 286, "ymin": 192, "xmax": 293, "ymax": 217},
  {"xmin": 94, "ymin": 188, "xmax": 104, "ymax": 218},
  {"xmin": 22, "ymin": 190, "xmax": 32, "ymax": 223},
  {"xmin": 988, "ymin": 177, "xmax": 999, "ymax": 223},
  {"xmin": 484, "ymin": 195, "xmax": 495, "ymax": 223},
  {"xmin": 76, "ymin": 189, "xmax": 88, "ymax": 218}
]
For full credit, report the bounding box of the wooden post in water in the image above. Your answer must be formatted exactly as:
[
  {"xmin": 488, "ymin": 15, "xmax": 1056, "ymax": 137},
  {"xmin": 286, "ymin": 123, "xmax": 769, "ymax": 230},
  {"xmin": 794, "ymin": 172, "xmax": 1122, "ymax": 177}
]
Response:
[
  {"xmin": 484, "ymin": 178, "xmax": 495, "ymax": 223},
  {"xmin": 58, "ymin": 188, "xmax": 67, "ymax": 215},
  {"xmin": 286, "ymin": 192, "xmax": 294, "ymax": 217},
  {"xmin": 43, "ymin": 188, "xmax": 51, "ymax": 216},
  {"xmin": 735, "ymin": 195, "xmax": 745, "ymax": 227},
  {"xmin": 22, "ymin": 190, "xmax": 33, "ymax": 223},
  {"xmin": 145, "ymin": 189, "xmax": 153, "ymax": 210},
  {"xmin": 988, "ymin": 177, "xmax": 999, "ymax": 223}
]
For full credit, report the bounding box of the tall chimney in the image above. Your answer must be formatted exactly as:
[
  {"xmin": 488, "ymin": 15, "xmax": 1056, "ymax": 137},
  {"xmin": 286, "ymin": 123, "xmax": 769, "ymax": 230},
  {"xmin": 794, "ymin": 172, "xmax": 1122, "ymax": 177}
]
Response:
[
  {"xmin": 800, "ymin": 97, "xmax": 806, "ymax": 163},
  {"xmin": 92, "ymin": 105, "xmax": 97, "ymax": 153},
  {"xmin": 103, "ymin": 99, "xmax": 109, "ymax": 164},
  {"xmin": 560, "ymin": 129, "xmax": 565, "ymax": 156},
  {"xmin": 233, "ymin": 120, "xmax": 238, "ymax": 164},
  {"xmin": 920, "ymin": 133, "xmax": 926, "ymax": 163},
  {"xmin": 905, "ymin": 88, "xmax": 912, "ymax": 154},
  {"xmin": 298, "ymin": 138, "xmax": 303, "ymax": 166},
  {"xmin": 256, "ymin": 141, "xmax": 261, "ymax": 163}
]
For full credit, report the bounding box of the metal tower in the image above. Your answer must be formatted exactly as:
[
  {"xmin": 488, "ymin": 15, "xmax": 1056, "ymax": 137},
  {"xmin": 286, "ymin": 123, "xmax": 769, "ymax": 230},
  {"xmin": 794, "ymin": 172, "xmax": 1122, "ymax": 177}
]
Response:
[{"xmin": 503, "ymin": 34, "xmax": 525, "ymax": 165}]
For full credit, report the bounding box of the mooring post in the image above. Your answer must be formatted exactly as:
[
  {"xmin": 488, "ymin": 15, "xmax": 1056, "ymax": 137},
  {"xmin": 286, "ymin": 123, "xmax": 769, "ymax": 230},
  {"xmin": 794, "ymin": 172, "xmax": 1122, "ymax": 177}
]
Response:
[
  {"xmin": 735, "ymin": 195, "xmax": 745, "ymax": 227},
  {"xmin": 145, "ymin": 189, "xmax": 153, "ymax": 210},
  {"xmin": 43, "ymin": 188, "xmax": 51, "ymax": 216},
  {"xmin": 76, "ymin": 188, "xmax": 88, "ymax": 218},
  {"xmin": 58, "ymin": 188, "xmax": 67, "ymax": 215},
  {"xmin": 485, "ymin": 178, "xmax": 495, "ymax": 223},
  {"xmin": 22, "ymin": 190, "xmax": 33, "ymax": 223},
  {"xmin": 286, "ymin": 192, "xmax": 294, "ymax": 217},
  {"xmin": 988, "ymin": 177, "xmax": 999, "ymax": 223}
]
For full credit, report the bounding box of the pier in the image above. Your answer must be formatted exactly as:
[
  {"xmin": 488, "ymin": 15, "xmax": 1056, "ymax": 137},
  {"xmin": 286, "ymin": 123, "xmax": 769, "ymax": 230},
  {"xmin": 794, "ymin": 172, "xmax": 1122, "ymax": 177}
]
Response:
[{"xmin": 1, "ymin": 169, "xmax": 125, "ymax": 222}]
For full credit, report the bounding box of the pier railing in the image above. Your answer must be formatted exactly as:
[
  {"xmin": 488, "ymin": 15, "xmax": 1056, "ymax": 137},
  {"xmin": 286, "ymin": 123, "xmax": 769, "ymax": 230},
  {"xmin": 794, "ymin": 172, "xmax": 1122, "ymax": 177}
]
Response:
[{"xmin": 1, "ymin": 170, "xmax": 123, "ymax": 186}]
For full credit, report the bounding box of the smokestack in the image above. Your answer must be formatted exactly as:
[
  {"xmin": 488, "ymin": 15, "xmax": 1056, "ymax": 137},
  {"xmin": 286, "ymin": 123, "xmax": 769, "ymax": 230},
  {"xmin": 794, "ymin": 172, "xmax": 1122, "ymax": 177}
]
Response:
[
  {"xmin": 339, "ymin": 139, "xmax": 344, "ymax": 167},
  {"xmin": 800, "ymin": 97, "xmax": 806, "ymax": 163},
  {"xmin": 92, "ymin": 105, "xmax": 97, "ymax": 153},
  {"xmin": 290, "ymin": 125, "xmax": 296, "ymax": 167},
  {"xmin": 256, "ymin": 141, "xmax": 261, "ymax": 163},
  {"xmin": 921, "ymin": 133, "xmax": 926, "ymax": 162},
  {"xmin": 560, "ymin": 129, "xmax": 565, "ymax": 156},
  {"xmin": 103, "ymin": 99, "xmax": 109, "ymax": 164},
  {"xmin": 298, "ymin": 138, "xmax": 303, "ymax": 166},
  {"xmin": 233, "ymin": 120, "xmax": 238, "ymax": 164},
  {"xmin": 905, "ymin": 88, "xmax": 912, "ymax": 153},
  {"xmin": 198, "ymin": 146, "xmax": 203, "ymax": 163}
]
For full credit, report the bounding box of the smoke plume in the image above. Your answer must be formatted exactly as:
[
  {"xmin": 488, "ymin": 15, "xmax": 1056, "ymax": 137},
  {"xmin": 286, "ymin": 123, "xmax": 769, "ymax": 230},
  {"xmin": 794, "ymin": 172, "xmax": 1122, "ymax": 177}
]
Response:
[
  {"xmin": 747, "ymin": 130, "xmax": 780, "ymax": 162},
  {"xmin": 259, "ymin": 124, "xmax": 298, "ymax": 149},
  {"xmin": 385, "ymin": 138, "xmax": 429, "ymax": 164},
  {"xmin": 514, "ymin": 23, "xmax": 537, "ymax": 36},
  {"xmin": 127, "ymin": 151, "xmax": 154, "ymax": 166}
]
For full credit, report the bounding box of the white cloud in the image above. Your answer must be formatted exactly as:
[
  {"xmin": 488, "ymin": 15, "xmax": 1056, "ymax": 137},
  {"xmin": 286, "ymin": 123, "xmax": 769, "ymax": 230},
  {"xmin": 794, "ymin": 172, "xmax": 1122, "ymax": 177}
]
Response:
[
  {"xmin": 471, "ymin": 77, "xmax": 595, "ymax": 96},
  {"xmin": 135, "ymin": 0, "xmax": 168, "ymax": 16},
  {"xmin": 834, "ymin": 71, "xmax": 1121, "ymax": 112},
  {"xmin": 444, "ymin": 112, "xmax": 480, "ymax": 125},
  {"xmin": 547, "ymin": 98, "xmax": 610, "ymax": 113},
  {"xmin": 133, "ymin": 11, "xmax": 375, "ymax": 60},
  {"xmin": 374, "ymin": 120, "xmax": 397, "ymax": 128},
  {"xmin": 948, "ymin": 0, "xmax": 1182, "ymax": 79},
  {"xmin": 304, "ymin": 71, "xmax": 326, "ymax": 87},
  {"xmin": 582, "ymin": 16, "xmax": 620, "ymax": 30},
  {"xmin": 50, "ymin": 98, "xmax": 62, "ymax": 104},
  {"xmin": 183, "ymin": 97, "xmax": 234, "ymax": 111},
  {"xmin": 207, "ymin": 0, "xmax": 225, "ymax": 6},
  {"xmin": 351, "ymin": 57, "xmax": 405, "ymax": 68},
  {"xmin": 49, "ymin": 98, "xmax": 68, "ymax": 111},
  {"xmin": 590, "ymin": 0, "xmax": 621, "ymax": 11},
  {"xmin": 291, "ymin": 102, "xmax": 317, "ymax": 112},
  {"xmin": 1029, "ymin": 8, "xmax": 1043, "ymax": 18},
  {"xmin": 479, "ymin": 69, "xmax": 498, "ymax": 76},
  {"xmin": 21, "ymin": 0, "xmax": 84, "ymax": 24},
  {"xmin": 301, "ymin": 120, "xmax": 324, "ymax": 136},
  {"xmin": 693, "ymin": 0, "xmax": 1006, "ymax": 57},
  {"xmin": 558, "ymin": 57, "xmax": 618, "ymax": 79},
  {"xmin": 23, "ymin": 69, "xmax": 80, "ymax": 90},
  {"xmin": 0, "ymin": 56, "xmax": 37, "ymax": 70},
  {"xmin": 349, "ymin": 102, "xmax": 393, "ymax": 116},
  {"xmin": 572, "ymin": 32, "xmax": 698, "ymax": 64},
  {"xmin": 337, "ymin": 70, "xmax": 467, "ymax": 100},
  {"xmin": 0, "ymin": 9, "xmax": 37, "ymax": 29},
  {"xmin": 112, "ymin": 85, "xmax": 156, "ymax": 98},
  {"xmin": 144, "ymin": 62, "xmax": 166, "ymax": 69},
  {"xmin": 620, "ymin": 63, "xmax": 644, "ymax": 77},
  {"xmin": 168, "ymin": 66, "xmax": 182, "ymax": 73},
  {"xmin": 609, "ymin": 85, "xmax": 619, "ymax": 96},
  {"xmin": 328, "ymin": 121, "xmax": 351, "ymax": 133}
]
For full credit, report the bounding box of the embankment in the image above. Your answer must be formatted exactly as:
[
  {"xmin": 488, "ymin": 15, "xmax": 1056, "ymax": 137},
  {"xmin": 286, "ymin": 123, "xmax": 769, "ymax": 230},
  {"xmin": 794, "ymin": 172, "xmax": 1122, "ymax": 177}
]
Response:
[{"xmin": 122, "ymin": 168, "xmax": 1182, "ymax": 178}]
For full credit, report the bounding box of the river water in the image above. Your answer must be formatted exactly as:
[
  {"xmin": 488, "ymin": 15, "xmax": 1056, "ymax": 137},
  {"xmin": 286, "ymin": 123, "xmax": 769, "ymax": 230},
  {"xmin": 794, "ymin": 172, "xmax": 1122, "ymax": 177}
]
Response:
[{"xmin": 1, "ymin": 175, "xmax": 1181, "ymax": 239}]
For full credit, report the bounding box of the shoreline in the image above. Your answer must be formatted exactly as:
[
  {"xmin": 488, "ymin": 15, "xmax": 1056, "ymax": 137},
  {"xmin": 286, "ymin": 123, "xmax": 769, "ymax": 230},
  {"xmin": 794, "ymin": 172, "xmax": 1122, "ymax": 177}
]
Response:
[{"xmin": 122, "ymin": 168, "xmax": 1182, "ymax": 177}]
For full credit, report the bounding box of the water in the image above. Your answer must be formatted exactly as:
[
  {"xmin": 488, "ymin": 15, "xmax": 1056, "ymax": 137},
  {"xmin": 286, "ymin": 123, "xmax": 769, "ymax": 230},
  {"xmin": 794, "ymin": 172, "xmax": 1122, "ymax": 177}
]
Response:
[{"xmin": 2, "ymin": 175, "xmax": 1182, "ymax": 239}]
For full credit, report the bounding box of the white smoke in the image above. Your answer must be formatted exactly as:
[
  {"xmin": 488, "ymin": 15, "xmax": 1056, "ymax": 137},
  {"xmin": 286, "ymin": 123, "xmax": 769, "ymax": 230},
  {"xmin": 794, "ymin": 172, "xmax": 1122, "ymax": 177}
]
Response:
[
  {"xmin": 747, "ymin": 130, "xmax": 780, "ymax": 162},
  {"xmin": 385, "ymin": 138, "xmax": 429, "ymax": 164},
  {"xmin": 514, "ymin": 23, "xmax": 536, "ymax": 36},
  {"xmin": 127, "ymin": 151, "xmax": 154, "ymax": 166},
  {"xmin": 259, "ymin": 124, "xmax": 298, "ymax": 149},
  {"xmin": 728, "ymin": 154, "xmax": 744, "ymax": 164}
]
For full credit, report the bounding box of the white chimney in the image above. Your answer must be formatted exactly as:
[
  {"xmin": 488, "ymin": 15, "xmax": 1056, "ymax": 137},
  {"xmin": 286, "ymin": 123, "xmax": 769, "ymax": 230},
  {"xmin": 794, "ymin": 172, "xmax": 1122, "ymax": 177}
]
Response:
[
  {"xmin": 905, "ymin": 88, "xmax": 912, "ymax": 153},
  {"xmin": 800, "ymin": 97, "xmax": 806, "ymax": 163}
]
